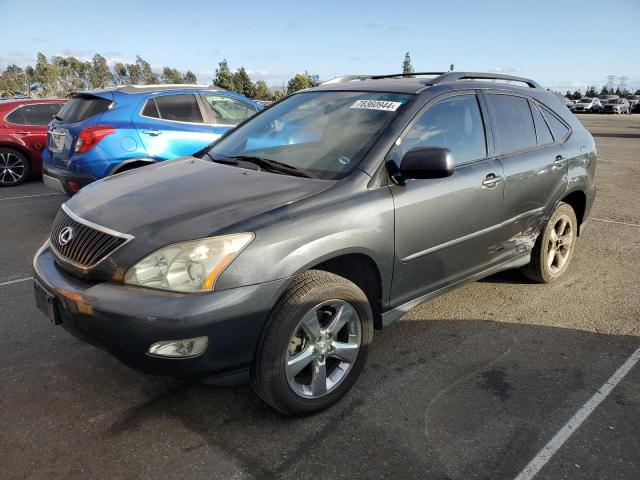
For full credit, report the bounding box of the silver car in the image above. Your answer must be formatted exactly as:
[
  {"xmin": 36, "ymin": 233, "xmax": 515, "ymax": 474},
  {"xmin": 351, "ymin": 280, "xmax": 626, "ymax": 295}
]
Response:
[{"xmin": 572, "ymin": 97, "xmax": 602, "ymax": 113}]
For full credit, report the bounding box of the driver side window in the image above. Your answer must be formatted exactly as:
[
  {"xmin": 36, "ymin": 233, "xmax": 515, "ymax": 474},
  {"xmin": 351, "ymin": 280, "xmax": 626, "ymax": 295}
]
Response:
[
  {"xmin": 205, "ymin": 95, "xmax": 257, "ymax": 125},
  {"xmin": 396, "ymin": 94, "xmax": 487, "ymax": 165}
]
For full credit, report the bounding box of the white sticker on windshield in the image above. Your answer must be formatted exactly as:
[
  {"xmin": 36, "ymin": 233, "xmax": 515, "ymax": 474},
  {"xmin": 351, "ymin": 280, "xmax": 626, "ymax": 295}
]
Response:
[{"xmin": 350, "ymin": 100, "xmax": 402, "ymax": 111}]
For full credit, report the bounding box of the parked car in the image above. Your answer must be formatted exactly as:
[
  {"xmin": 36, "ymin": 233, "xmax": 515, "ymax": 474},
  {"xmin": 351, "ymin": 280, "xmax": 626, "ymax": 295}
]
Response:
[
  {"xmin": 42, "ymin": 85, "xmax": 262, "ymax": 195},
  {"xmin": 572, "ymin": 97, "xmax": 602, "ymax": 113},
  {"xmin": 0, "ymin": 99, "xmax": 66, "ymax": 186},
  {"xmin": 603, "ymin": 98, "xmax": 630, "ymax": 114},
  {"xmin": 34, "ymin": 72, "xmax": 596, "ymax": 415},
  {"xmin": 625, "ymin": 95, "xmax": 639, "ymax": 111}
]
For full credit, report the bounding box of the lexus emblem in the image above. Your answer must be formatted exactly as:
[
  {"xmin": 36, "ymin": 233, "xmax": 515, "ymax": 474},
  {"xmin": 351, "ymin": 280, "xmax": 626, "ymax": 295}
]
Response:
[{"xmin": 58, "ymin": 226, "xmax": 75, "ymax": 246}]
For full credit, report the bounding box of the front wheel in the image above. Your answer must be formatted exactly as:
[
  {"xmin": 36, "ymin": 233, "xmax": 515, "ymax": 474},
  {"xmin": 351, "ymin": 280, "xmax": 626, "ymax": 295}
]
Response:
[
  {"xmin": 520, "ymin": 202, "xmax": 578, "ymax": 283},
  {"xmin": 0, "ymin": 148, "xmax": 30, "ymax": 187},
  {"xmin": 251, "ymin": 270, "xmax": 373, "ymax": 416}
]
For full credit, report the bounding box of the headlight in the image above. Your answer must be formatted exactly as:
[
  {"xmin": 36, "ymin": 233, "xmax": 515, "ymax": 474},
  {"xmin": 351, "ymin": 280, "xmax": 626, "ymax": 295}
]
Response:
[{"xmin": 124, "ymin": 233, "xmax": 254, "ymax": 293}]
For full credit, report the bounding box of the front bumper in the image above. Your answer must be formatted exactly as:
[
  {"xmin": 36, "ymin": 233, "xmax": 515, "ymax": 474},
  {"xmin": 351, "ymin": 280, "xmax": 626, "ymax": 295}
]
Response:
[
  {"xmin": 33, "ymin": 243, "xmax": 288, "ymax": 384},
  {"xmin": 42, "ymin": 164, "xmax": 95, "ymax": 195}
]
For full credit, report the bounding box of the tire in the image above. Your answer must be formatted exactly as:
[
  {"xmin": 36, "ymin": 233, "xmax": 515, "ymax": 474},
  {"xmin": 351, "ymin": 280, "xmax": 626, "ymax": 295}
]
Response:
[
  {"xmin": 251, "ymin": 270, "xmax": 373, "ymax": 416},
  {"xmin": 0, "ymin": 148, "xmax": 30, "ymax": 187},
  {"xmin": 520, "ymin": 202, "xmax": 578, "ymax": 283}
]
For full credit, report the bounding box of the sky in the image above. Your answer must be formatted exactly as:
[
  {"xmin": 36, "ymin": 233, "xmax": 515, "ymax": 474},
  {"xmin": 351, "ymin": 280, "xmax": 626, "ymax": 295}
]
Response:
[{"xmin": 2, "ymin": 0, "xmax": 639, "ymax": 92}]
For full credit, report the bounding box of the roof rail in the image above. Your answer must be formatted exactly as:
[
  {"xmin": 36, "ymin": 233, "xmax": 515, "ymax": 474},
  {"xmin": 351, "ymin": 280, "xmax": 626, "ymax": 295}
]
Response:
[
  {"xmin": 430, "ymin": 72, "xmax": 541, "ymax": 89},
  {"xmin": 321, "ymin": 75, "xmax": 372, "ymax": 85},
  {"xmin": 370, "ymin": 72, "xmax": 446, "ymax": 79},
  {"xmin": 117, "ymin": 84, "xmax": 219, "ymax": 94}
]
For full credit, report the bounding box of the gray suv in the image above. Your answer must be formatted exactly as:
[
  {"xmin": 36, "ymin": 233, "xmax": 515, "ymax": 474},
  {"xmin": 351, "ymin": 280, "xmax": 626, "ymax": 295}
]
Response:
[{"xmin": 33, "ymin": 72, "xmax": 597, "ymax": 415}]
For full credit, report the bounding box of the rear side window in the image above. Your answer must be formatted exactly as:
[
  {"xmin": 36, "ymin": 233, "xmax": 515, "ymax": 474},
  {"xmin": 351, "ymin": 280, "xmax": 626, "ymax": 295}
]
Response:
[
  {"xmin": 5, "ymin": 107, "xmax": 26, "ymax": 124},
  {"xmin": 398, "ymin": 94, "xmax": 487, "ymax": 165},
  {"xmin": 153, "ymin": 94, "xmax": 203, "ymax": 123},
  {"xmin": 530, "ymin": 102, "xmax": 554, "ymax": 146},
  {"xmin": 205, "ymin": 94, "xmax": 257, "ymax": 125},
  {"xmin": 56, "ymin": 95, "xmax": 112, "ymax": 123},
  {"xmin": 487, "ymin": 94, "xmax": 537, "ymax": 154},
  {"xmin": 21, "ymin": 103, "xmax": 63, "ymax": 126},
  {"xmin": 539, "ymin": 105, "xmax": 570, "ymax": 141},
  {"xmin": 141, "ymin": 98, "xmax": 160, "ymax": 118}
]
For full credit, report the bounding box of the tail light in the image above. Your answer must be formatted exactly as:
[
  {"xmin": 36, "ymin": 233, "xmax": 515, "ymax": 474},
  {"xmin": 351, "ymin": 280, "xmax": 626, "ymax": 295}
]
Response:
[{"xmin": 74, "ymin": 125, "xmax": 115, "ymax": 153}]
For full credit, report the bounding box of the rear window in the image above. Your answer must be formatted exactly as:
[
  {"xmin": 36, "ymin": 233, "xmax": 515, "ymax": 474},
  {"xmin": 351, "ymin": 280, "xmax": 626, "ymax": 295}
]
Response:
[
  {"xmin": 22, "ymin": 103, "xmax": 63, "ymax": 126},
  {"xmin": 56, "ymin": 95, "xmax": 112, "ymax": 123},
  {"xmin": 152, "ymin": 94, "xmax": 203, "ymax": 123},
  {"xmin": 487, "ymin": 94, "xmax": 537, "ymax": 154}
]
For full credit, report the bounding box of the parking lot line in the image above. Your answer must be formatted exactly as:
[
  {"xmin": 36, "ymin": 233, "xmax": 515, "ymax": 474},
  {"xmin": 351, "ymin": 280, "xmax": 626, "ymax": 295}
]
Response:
[
  {"xmin": 0, "ymin": 193, "xmax": 60, "ymax": 202},
  {"xmin": 514, "ymin": 346, "xmax": 640, "ymax": 480},
  {"xmin": 591, "ymin": 217, "xmax": 640, "ymax": 228},
  {"xmin": 0, "ymin": 276, "xmax": 33, "ymax": 287}
]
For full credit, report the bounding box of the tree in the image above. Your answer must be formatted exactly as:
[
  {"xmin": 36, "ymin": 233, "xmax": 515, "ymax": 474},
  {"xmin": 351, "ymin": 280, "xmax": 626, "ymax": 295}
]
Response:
[
  {"xmin": 161, "ymin": 67, "xmax": 185, "ymax": 84},
  {"xmin": 585, "ymin": 86, "xmax": 597, "ymax": 97},
  {"xmin": 287, "ymin": 73, "xmax": 310, "ymax": 94},
  {"xmin": 233, "ymin": 67, "xmax": 257, "ymax": 98},
  {"xmin": 635, "ymin": 89, "xmax": 640, "ymax": 95},
  {"xmin": 135, "ymin": 56, "xmax": 158, "ymax": 84},
  {"xmin": 90, "ymin": 54, "xmax": 113, "ymax": 88},
  {"xmin": 255, "ymin": 80, "xmax": 271, "ymax": 100},
  {"xmin": 34, "ymin": 52, "xmax": 60, "ymax": 97},
  {"xmin": 213, "ymin": 59, "xmax": 236, "ymax": 91},
  {"xmin": 113, "ymin": 62, "xmax": 129, "ymax": 85},
  {"xmin": 126, "ymin": 63, "xmax": 141, "ymax": 84},
  {"xmin": 307, "ymin": 72, "xmax": 320, "ymax": 87},
  {"xmin": 572, "ymin": 90, "xmax": 582, "ymax": 100},
  {"xmin": 402, "ymin": 52, "xmax": 414, "ymax": 77},
  {"xmin": 0, "ymin": 65, "xmax": 29, "ymax": 95},
  {"xmin": 184, "ymin": 71, "xmax": 197, "ymax": 83},
  {"xmin": 599, "ymin": 86, "xmax": 610, "ymax": 96}
]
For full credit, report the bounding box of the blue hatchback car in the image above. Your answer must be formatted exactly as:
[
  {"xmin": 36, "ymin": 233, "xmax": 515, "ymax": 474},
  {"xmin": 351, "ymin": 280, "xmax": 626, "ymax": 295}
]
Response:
[{"xmin": 42, "ymin": 85, "xmax": 262, "ymax": 194}]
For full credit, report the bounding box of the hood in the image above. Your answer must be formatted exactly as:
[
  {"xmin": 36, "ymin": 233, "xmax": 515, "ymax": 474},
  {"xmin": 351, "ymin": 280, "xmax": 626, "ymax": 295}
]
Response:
[{"xmin": 67, "ymin": 157, "xmax": 335, "ymax": 244}]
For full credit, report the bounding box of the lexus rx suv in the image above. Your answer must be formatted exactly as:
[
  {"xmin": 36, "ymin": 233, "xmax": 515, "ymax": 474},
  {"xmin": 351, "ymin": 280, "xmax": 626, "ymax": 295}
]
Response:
[
  {"xmin": 33, "ymin": 72, "xmax": 596, "ymax": 415},
  {"xmin": 0, "ymin": 99, "xmax": 66, "ymax": 186},
  {"xmin": 42, "ymin": 85, "xmax": 262, "ymax": 194}
]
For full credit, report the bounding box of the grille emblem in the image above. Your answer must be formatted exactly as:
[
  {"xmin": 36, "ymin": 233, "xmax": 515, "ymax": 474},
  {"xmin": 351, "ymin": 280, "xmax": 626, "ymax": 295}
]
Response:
[{"xmin": 58, "ymin": 226, "xmax": 75, "ymax": 246}]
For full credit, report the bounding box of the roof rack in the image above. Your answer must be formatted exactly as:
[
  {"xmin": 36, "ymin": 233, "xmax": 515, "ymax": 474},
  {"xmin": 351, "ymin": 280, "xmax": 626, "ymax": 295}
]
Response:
[{"xmin": 320, "ymin": 71, "xmax": 541, "ymax": 89}]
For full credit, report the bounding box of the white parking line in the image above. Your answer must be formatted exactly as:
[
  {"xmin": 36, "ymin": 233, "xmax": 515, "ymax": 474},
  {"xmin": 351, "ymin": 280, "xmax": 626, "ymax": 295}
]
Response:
[
  {"xmin": 514, "ymin": 346, "xmax": 640, "ymax": 480},
  {"xmin": 591, "ymin": 217, "xmax": 640, "ymax": 228},
  {"xmin": 0, "ymin": 193, "xmax": 60, "ymax": 202},
  {"xmin": 0, "ymin": 276, "xmax": 33, "ymax": 287}
]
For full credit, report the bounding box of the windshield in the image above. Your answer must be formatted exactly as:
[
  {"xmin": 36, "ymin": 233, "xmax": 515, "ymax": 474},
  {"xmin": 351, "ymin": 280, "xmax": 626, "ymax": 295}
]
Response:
[
  {"xmin": 206, "ymin": 91, "xmax": 412, "ymax": 179},
  {"xmin": 607, "ymin": 99, "xmax": 622, "ymax": 104},
  {"xmin": 579, "ymin": 98, "xmax": 591, "ymax": 103}
]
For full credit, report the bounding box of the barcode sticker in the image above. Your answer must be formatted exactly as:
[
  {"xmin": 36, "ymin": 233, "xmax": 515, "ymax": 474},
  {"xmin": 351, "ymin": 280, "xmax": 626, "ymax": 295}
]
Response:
[{"xmin": 350, "ymin": 100, "xmax": 402, "ymax": 111}]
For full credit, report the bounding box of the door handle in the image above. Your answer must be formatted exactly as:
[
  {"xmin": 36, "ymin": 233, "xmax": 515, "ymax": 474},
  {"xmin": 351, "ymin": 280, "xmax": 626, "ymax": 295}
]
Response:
[
  {"xmin": 482, "ymin": 173, "xmax": 503, "ymax": 188},
  {"xmin": 143, "ymin": 129, "xmax": 161, "ymax": 136}
]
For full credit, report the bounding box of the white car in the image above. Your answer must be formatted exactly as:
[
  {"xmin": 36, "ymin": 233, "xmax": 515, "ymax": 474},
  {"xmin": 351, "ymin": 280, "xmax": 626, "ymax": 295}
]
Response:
[{"xmin": 572, "ymin": 97, "xmax": 602, "ymax": 113}]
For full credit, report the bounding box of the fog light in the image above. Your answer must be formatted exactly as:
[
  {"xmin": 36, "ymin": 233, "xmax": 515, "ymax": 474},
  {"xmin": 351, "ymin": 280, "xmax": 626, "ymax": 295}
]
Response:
[{"xmin": 148, "ymin": 336, "xmax": 208, "ymax": 358}]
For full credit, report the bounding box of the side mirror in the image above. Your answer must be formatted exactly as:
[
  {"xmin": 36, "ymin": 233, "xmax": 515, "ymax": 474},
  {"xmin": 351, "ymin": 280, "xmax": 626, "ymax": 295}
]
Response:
[{"xmin": 393, "ymin": 146, "xmax": 454, "ymax": 182}]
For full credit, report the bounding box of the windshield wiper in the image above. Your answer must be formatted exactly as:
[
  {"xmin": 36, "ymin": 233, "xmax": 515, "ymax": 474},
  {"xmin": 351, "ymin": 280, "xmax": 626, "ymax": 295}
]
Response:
[{"xmin": 208, "ymin": 153, "xmax": 313, "ymax": 178}]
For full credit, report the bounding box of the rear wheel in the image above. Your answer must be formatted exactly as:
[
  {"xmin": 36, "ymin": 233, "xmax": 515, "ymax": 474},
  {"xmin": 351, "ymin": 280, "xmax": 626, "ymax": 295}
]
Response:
[
  {"xmin": 251, "ymin": 270, "xmax": 373, "ymax": 416},
  {"xmin": 521, "ymin": 202, "xmax": 578, "ymax": 283},
  {"xmin": 0, "ymin": 148, "xmax": 30, "ymax": 187}
]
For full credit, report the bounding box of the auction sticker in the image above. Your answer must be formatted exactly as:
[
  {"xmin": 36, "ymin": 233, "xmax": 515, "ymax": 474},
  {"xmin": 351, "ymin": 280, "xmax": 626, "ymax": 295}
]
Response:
[{"xmin": 350, "ymin": 99, "xmax": 402, "ymax": 111}]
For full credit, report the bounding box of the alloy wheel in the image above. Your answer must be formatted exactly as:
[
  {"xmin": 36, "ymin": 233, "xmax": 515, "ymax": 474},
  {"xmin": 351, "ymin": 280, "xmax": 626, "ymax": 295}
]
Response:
[
  {"xmin": 0, "ymin": 152, "xmax": 26, "ymax": 185},
  {"xmin": 285, "ymin": 299, "xmax": 362, "ymax": 399},
  {"xmin": 547, "ymin": 214, "xmax": 574, "ymax": 274}
]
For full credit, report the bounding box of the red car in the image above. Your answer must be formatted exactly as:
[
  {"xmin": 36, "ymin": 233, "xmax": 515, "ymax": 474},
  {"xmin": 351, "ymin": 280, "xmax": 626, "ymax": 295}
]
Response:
[{"xmin": 0, "ymin": 99, "xmax": 66, "ymax": 187}]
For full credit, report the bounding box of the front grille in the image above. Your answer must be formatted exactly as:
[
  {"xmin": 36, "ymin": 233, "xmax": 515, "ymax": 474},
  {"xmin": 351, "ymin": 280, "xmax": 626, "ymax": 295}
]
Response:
[{"xmin": 50, "ymin": 205, "xmax": 132, "ymax": 268}]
